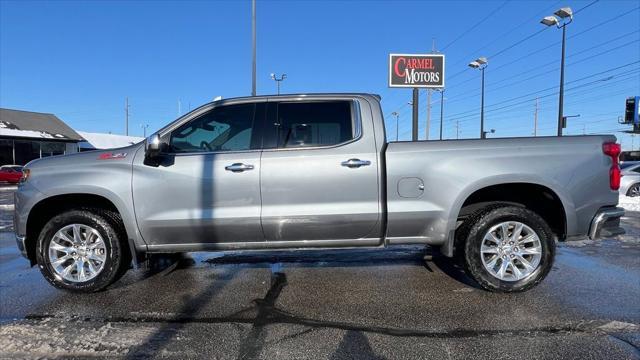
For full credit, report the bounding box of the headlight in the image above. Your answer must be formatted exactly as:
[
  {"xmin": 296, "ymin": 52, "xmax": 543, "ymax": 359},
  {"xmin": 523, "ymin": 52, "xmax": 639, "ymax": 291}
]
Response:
[{"xmin": 20, "ymin": 168, "xmax": 30, "ymax": 183}]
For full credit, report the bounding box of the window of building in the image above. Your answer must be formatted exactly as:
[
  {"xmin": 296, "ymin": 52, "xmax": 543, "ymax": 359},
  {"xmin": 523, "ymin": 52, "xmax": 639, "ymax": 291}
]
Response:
[
  {"xmin": 14, "ymin": 141, "xmax": 40, "ymax": 165},
  {"xmin": 41, "ymin": 142, "xmax": 66, "ymax": 157},
  {"xmin": 0, "ymin": 139, "xmax": 13, "ymax": 165}
]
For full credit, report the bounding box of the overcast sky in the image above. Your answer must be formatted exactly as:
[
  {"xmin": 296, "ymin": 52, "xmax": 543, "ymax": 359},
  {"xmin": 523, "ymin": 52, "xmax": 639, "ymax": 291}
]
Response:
[{"xmin": 1, "ymin": 0, "xmax": 639, "ymax": 149}]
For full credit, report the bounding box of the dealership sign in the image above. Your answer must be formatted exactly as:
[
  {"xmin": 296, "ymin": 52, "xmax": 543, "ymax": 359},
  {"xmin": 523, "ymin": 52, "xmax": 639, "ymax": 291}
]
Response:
[{"xmin": 388, "ymin": 54, "xmax": 445, "ymax": 88}]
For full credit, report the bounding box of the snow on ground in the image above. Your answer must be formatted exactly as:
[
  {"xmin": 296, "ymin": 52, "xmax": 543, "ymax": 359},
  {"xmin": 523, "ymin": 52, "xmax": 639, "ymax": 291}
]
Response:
[{"xmin": 619, "ymin": 194, "xmax": 640, "ymax": 212}]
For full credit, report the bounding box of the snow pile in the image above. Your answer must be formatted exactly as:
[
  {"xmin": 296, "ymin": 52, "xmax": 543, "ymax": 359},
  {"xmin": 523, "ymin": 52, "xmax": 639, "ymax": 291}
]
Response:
[{"xmin": 619, "ymin": 194, "xmax": 640, "ymax": 212}]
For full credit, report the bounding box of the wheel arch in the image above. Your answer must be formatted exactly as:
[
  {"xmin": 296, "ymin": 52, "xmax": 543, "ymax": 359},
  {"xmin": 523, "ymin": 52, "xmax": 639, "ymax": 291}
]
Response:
[
  {"xmin": 442, "ymin": 178, "xmax": 574, "ymax": 257},
  {"xmin": 24, "ymin": 192, "xmax": 140, "ymax": 266}
]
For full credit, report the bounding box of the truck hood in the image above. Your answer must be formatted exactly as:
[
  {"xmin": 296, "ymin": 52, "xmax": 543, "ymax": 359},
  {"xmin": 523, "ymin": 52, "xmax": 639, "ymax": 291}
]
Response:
[{"xmin": 25, "ymin": 143, "xmax": 143, "ymax": 170}]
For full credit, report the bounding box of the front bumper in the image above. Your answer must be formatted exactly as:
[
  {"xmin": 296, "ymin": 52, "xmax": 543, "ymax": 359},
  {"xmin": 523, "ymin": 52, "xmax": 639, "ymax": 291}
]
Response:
[{"xmin": 588, "ymin": 207, "xmax": 625, "ymax": 240}]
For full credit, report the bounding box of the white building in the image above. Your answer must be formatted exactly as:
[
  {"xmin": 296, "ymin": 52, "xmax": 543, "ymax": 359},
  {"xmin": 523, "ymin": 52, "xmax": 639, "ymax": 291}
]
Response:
[{"xmin": 77, "ymin": 131, "xmax": 144, "ymax": 151}]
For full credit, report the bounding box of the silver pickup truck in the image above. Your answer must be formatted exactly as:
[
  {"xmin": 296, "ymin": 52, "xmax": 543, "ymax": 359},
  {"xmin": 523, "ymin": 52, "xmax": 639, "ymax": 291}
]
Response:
[{"xmin": 14, "ymin": 93, "xmax": 625, "ymax": 293}]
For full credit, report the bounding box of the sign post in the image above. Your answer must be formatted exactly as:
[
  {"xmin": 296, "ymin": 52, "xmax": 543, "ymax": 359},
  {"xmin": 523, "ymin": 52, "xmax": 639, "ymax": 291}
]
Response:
[{"xmin": 389, "ymin": 54, "xmax": 445, "ymax": 141}]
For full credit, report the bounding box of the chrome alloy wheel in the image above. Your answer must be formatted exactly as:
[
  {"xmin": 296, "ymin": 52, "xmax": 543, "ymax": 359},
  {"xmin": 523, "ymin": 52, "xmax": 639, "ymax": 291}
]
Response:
[
  {"xmin": 480, "ymin": 221, "xmax": 542, "ymax": 282},
  {"xmin": 48, "ymin": 224, "xmax": 107, "ymax": 282},
  {"xmin": 629, "ymin": 183, "xmax": 640, "ymax": 197}
]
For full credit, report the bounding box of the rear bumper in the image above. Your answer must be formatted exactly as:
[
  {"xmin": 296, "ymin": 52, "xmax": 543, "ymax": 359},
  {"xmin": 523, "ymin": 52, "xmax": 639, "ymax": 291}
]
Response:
[{"xmin": 588, "ymin": 207, "xmax": 625, "ymax": 240}]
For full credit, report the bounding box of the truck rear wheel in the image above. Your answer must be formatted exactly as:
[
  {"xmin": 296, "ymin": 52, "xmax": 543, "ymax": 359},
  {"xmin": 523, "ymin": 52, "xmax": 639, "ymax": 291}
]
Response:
[
  {"xmin": 36, "ymin": 209, "xmax": 129, "ymax": 292},
  {"xmin": 460, "ymin": 206, "xmax": 555, "ymax": 293}
]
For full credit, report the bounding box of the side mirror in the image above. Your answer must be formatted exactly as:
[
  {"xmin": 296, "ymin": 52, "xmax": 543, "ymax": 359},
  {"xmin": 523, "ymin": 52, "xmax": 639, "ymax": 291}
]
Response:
[{"xmin": 145, "ymin": 134, "xmax": 164, "ymax": 157}]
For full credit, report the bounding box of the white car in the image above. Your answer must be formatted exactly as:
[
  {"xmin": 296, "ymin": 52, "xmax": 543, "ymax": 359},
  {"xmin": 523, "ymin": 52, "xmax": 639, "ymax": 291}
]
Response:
[{"xmin": 620, "ymin": 162, "xmax": 640, "ymax": 197}]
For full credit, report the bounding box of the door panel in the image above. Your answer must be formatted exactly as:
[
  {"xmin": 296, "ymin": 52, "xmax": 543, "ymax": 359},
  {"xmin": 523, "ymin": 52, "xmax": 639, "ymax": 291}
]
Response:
[
  {"xmin": 133, "ymin": 152, "xmax": 263, "ymax": 245},
  {"xmin": 260, "ymin": 99, "xmax": 381, "ymax": 241},
  {"xmin": 132, "ymin": 101, "xmax": 265, "ymax": 246}
]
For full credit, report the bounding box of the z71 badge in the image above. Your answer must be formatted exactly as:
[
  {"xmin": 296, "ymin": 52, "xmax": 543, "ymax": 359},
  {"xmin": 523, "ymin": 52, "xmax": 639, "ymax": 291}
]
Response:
[{"xmin": 98, "ymin": 152, "xmax": 128, "ymax": 160}]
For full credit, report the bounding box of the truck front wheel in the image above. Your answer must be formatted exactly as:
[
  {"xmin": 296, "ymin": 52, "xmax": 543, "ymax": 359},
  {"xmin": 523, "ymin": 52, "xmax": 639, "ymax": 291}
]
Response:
[
  {"xmin": 36, "ymin": 209, "xmax": 129, "ymax": 292},
  {"xmin": 460, "ymin": 206, "xmax": 555, "ymax": 293}
]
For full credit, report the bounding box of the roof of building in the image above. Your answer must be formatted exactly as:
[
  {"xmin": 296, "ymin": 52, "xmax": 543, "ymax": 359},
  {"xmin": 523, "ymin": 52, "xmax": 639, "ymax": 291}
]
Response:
[
  {"xmin": 78, "ymin": 131, "xmax": 144, "ymax": 150},
  {"xmin": 0, "ymin": 108, "xmax": 84, "ymax": 141}
]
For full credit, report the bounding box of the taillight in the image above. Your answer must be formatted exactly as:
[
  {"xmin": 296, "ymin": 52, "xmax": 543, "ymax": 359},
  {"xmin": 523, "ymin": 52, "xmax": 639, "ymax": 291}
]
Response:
[{"xmin": 602, "ymin": 142, "xmax": 621, "ymax": 190}]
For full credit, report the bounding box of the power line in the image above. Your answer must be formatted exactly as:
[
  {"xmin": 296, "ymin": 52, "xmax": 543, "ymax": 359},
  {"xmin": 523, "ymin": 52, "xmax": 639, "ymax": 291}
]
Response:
[
  {"xmin": 440, "ymin": 0, "xmax": 510, "ymax": 51},
  {"xmin": 445, "ymin": 61, "xmax": 640, "ymax": 120},
  {"xmin": 444, "ymin": 36, "xmax": 640, "ymax": 105},
  {"xmin": 444, "ymin": 5, "xmax": 639, "ymax": 92},
  {"xmin": 384, "ymin": 3, "xmax": 637, "ymax": 127},
  {"xmin": 422, "ymin": 74, "xmax": 640, "ymax": 135},
  {"xmin": 452, "ymin": 0, "xmax": 563, "ymax": 68}
]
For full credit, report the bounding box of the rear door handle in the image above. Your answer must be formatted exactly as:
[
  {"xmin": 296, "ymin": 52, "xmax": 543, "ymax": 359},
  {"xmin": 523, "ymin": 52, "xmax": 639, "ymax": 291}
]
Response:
[
  {"xmin": 225, "ymin": 163, "xmax": 254, "ymax": 172},
  {"xmin": 341, "ymin": 158, "xmax": 371, "ymax": 168}
]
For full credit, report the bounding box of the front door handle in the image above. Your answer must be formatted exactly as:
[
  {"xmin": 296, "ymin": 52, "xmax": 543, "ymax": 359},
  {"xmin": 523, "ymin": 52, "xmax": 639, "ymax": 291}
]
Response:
[
  {"xmin": 341, "ymin": 158, "xmax": 371, "ymax": 168},
  {"xmin": 225, "ymin": 163, "xmax": 254, "ymax": 172}
]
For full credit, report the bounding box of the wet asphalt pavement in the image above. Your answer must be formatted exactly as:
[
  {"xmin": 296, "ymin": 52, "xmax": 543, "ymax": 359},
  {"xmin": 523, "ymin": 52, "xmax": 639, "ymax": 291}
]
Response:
[{"xmin": 0, "ymin": 185, "xmax": 639, "ymax": 359}]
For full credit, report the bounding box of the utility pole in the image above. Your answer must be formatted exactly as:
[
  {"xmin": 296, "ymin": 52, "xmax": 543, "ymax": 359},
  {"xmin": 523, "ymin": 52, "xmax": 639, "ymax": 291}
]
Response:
[
  {"xmin": 141, "ymin": 124, "xmax": 149, "ymax": 138},
  {"xmin": 456, "ymin": 120, "xmax": 460, "ymax": 140},
  {"xmin": 426, "ymin": 90, "xmax": 431, "ymax": 140},
  {"xmin": 426, "ymin": 38, "xmax": 437, "ymax": 140},
  {"xmin": 125, "ymin": 97, "xmax": 130, "ymax": 136},
  {"xmin": 251, "ymin": 0, "xmax": 257, "ymax": 96},
  {"xmin": 534, "ymin": 97, "xmax": 538, "ymax": 136},
  {"xmin": 439, "ymin": 89, "xmax": 444, "ymax": 140}
]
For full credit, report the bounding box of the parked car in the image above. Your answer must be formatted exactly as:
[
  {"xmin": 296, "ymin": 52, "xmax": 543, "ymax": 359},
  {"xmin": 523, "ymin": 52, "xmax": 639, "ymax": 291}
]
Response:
[
  {"xmin": 14, "ymin": 94, "xmax": 625, "ymax": 293},
  {"xmin": 620, "ymin": 162, "xmax": 640, "ymax": 197},
  {"xmin": 0, "ymin": 165, "xmax": 23, "ymax": 183}
]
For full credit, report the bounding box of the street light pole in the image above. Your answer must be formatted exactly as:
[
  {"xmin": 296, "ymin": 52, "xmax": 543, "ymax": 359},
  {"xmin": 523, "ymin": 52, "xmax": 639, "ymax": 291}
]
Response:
[
  {"xmin": 480, "ymin": 67, "xmax": 485, "ymax": 139},
  {"xmin": 270, "ymin": 73, "xmax": 287, "ymax": 95},
  {"xmin": 251, "ymin": 0, "xmax": 256, "ymax": 96},
  {"xmin": 541, "ymin": 7, "xmax": 573, "ymax": 136},
  {"xmin": 391, "ymin": 111, "xmax": 399, "ymax": 141},
  {"xmin": 557, "ymin": 24, "xmax": 566, "ymax": 136},
  {"xmin": 469, "ymin": 57, "xmax": 488, "ymax": 139}
]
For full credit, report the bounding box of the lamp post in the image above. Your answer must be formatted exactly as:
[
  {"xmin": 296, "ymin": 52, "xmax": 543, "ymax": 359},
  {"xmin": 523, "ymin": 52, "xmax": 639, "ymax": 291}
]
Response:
[
  {"xmin": 391, "ymin": 112, "xmax": 400, "ymax": 141},
  {"xmin": 469, "ymin": 57, "xmax": 488, "ymax": 139},
  {"xmin": 270, "ymin": 73, "xmax": 287, "ymax": 95},
  {"xmin": 541, "ymin": 7, "xmax": 573, "ymax": 137},
  {"xmin": 140, "ymin": 124, "xmax": 149, "ymax": 138}
]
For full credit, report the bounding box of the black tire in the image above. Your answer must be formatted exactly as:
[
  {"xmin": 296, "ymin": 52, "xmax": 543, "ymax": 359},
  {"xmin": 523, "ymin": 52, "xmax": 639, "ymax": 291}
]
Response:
[
  {"xmin": 36, "ymin": 208, "xmax": 129, "ymax": 293},
  {"xmin": 460, "ymin": 205, "xmax": 555, "ymax": 293},
  {"xmin": 627, "ymin": 183, "xmax": 640, "ymax": 197}
]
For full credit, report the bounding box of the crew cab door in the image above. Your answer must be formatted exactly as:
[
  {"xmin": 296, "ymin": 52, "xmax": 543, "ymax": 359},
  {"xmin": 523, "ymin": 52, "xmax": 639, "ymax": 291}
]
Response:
[
  {"xmin": 132, "ymin": 101, "xmax": 266, "ymax": 248},
  {"xmin": 260, "ymin": 98, "xmax": 382, "ymax": 242}
]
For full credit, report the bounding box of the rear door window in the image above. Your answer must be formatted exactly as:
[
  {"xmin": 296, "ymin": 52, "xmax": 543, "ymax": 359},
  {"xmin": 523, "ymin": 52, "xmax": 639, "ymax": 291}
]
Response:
[{"xmin": 274, "ymin": 101, "xmax": 355, "ymax": 148}]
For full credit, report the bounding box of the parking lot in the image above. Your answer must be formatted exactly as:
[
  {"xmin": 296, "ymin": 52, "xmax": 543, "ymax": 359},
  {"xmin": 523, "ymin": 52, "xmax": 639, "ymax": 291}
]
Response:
[{"xmin": 0, "ymin": 185, "xmax": 639, "ymax": 359}]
